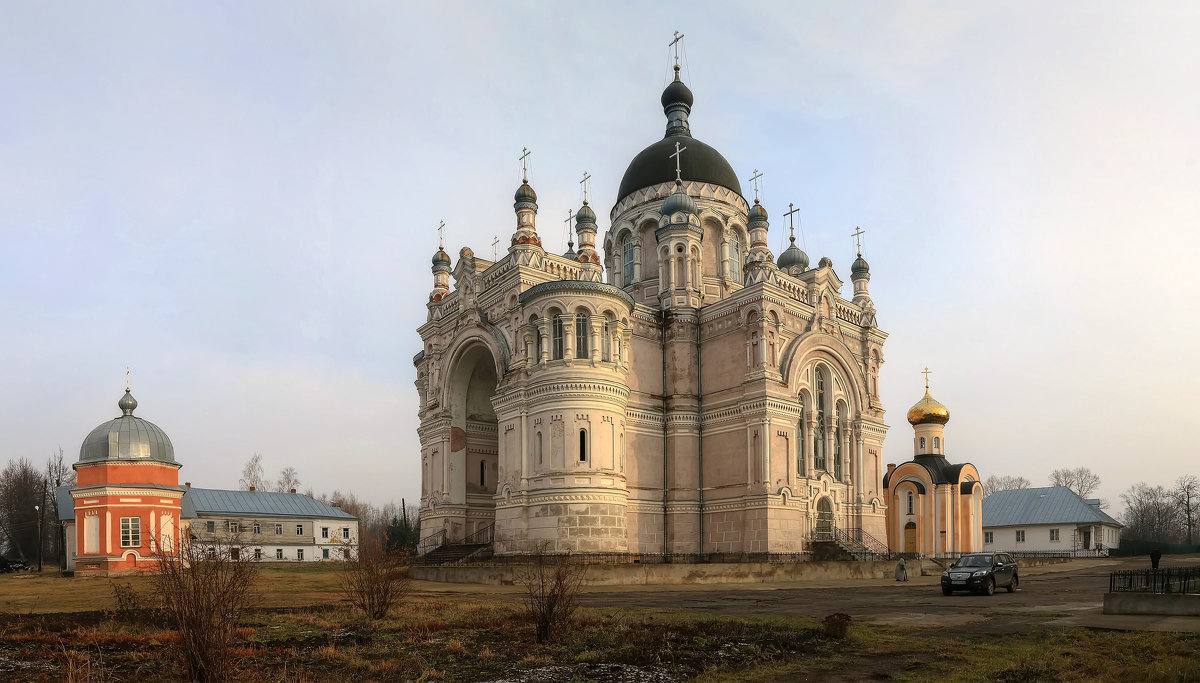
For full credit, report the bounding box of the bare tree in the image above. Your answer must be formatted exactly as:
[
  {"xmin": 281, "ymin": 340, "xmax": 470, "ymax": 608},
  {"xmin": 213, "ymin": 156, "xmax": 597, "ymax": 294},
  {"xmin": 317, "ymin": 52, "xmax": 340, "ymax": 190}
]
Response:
[
  {"xmin": 238, "ymin": 452, "xmax": 267, "ymax": 491},
  {"xmin": 275, "ymin": 466, "xmax": 301, "ymax": 493},
  {"xmin": 1120, "ymin": 482, "xmax": 1181, "ymax": 543},
  {"xmin": 1049, "ymin": 467, "xmax": 1101, "ymax": 498},
  {"xmin": 516, "ymin": 547, "xmax": 587, "ymax": 643},
  {"xmin": 982, "ymin": 475, "xmax": 1032, "ymax": 497},
  {"xmin": 339, "ymin": 536, "xmax": 410, "ymax": 619},
  {"xmin": 0, "ymin": 458, "xmax": 47, "ymax": 561},
  {"xmin": 152, "ymin": 533, "xmax": 259, "ymax": 682},
  {"xmin": 45, "ymin": 446, "xmax": 75, "ymax": 566},
  {"xmin": 1174, "ymin": 475, "xmax": 1199, "ymax": 545}
]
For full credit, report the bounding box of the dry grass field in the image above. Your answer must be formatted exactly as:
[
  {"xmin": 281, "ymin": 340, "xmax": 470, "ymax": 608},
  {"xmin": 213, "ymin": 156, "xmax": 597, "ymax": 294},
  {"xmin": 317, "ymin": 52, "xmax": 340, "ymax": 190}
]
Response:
[{"xmin": 0, "ymin": 564, "xmax": 1197, "ymax": 681}]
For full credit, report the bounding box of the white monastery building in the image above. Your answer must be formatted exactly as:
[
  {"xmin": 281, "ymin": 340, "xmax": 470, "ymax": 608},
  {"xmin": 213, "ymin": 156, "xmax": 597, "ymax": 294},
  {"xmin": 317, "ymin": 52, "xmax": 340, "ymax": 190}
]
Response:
[
  {"xmin": 415, "ymin": 53, "xmax": 895, "ymax": 557},
  {"xmin": 982, "ymin": 487, "xmax": 1121, "ymax": 555}
]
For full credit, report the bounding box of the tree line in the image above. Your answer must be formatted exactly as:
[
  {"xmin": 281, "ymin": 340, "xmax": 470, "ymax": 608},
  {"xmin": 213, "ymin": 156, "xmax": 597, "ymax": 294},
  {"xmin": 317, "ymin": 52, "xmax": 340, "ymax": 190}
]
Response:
[{"xmin": 0, "ymin": 448, "xmax": 75, "ymax": 567}]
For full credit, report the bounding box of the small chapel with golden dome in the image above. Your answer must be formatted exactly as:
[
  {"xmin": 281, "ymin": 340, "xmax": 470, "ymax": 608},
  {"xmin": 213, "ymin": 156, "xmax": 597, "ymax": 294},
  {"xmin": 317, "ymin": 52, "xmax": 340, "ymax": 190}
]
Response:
[{"xmin": 882, "ymin": 375, "xmax": 983, "ymax": 556}]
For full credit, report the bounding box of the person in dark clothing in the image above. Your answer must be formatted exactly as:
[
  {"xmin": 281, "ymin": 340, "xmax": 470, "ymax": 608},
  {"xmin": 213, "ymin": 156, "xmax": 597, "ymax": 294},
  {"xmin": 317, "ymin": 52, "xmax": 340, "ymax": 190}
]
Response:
[{"xmin": 1150, "ymin": 548, "xmax": 1162, "ymax": 570}]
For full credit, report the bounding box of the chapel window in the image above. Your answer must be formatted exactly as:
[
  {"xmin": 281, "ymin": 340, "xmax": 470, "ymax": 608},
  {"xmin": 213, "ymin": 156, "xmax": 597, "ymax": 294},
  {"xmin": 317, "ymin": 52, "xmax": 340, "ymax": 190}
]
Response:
[
  {"xmin": 120, "ymin": 517, "xmax": 141, "ymax": 547},
  {"xmin": 535, "ymin": 318, "xmax": 544, "ymax": 360},
  {"xmin": 814, "ymin": 368, "xmax": 827, "ymax": 470},
  {"xmin": 622, "ymin": 236, "xmax": 635, "ymax": 285},
  {"xmin": 933, "ymin": 436, "xmax": 940, "ymax": 452},
  {"xmin": 579, "ymin": 429, "xmax": 588, "ymax": 463},
  {"xmin": 536, "ymin": 431, "xmax": 543, "ymax": 465},
  {"xmin": 551, "ymin": 314, "xmax": 564, "ymax": 359},
  {"xmin": 920, "ymin": 436, "xmax": 926, "ymax": 450},
  {"xmin": 797, "ymin": 400, "xmax": 806, "ymax": 475},
  {"xmin": 575, "ymin": 313, "xmax": 590, "ymax": 359},
  {"xmin": 479, "ymin": 459, "xmax": 486, "ymax": 487},
  {"xmin": 907, "ymin": 491, "xmax": 914, "ymax": 515},
  {"xmin": 834, "ymin": 404, "xmax": 844, "ymax": 481},
  {"xmin": 601, "ymin": 320, "xmax": 612, "ymax": 362}
]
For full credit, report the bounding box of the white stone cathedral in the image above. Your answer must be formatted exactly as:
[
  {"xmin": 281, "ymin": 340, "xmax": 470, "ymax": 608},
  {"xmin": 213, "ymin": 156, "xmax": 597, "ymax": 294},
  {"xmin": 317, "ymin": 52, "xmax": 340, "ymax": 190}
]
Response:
[{"xmin": 414, "ymin": 58, "xmax": 889, "ymax": 557}]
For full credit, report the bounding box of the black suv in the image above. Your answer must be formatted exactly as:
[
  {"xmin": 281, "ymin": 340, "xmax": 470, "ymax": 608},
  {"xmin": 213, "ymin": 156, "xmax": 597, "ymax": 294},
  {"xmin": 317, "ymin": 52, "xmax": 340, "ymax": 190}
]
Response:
[{"xmin": 941, "ymin": 552, "xmax": 1018, "ymax": 595}]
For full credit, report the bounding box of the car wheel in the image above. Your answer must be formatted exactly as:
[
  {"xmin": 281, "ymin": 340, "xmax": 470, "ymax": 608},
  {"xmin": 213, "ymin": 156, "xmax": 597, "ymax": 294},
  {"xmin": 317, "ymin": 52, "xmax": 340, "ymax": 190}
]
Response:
[
  {"xmin": 942, "ymin": 586, "xmax": 952, "ymax": 596},
  {"xmin": 984, "ymin": 578, "xmax": 995, "ymax": 595},
  {"xmin": 1007, "ymin": 574, "xmax": 1018, "ymax": 593}
]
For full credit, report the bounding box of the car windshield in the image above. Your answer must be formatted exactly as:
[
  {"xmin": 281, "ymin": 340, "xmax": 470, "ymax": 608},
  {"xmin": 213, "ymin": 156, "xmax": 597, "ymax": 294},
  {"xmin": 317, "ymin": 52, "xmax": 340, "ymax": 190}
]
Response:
[{"xmin": 957, "ymin": 555, "xmax": 993, "ymax": 568}]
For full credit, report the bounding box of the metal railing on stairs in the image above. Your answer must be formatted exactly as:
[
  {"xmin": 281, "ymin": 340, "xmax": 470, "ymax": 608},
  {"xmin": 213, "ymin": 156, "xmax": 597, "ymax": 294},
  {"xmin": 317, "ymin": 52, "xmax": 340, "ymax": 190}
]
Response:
[{"xmin": 809, "ymin": 525, "xmax": 892, "ymax": 561}]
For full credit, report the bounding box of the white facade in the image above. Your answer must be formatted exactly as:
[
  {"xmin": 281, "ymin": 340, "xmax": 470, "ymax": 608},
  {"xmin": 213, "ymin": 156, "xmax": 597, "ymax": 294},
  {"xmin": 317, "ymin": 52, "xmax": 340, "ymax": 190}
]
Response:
[
  {"xmin": 192, "ymin": 515, "xmax": 360, "ymax": 562},
  {"xmin": 983, "ymin": 522, "xmax": 1120, "ymax": 554}
]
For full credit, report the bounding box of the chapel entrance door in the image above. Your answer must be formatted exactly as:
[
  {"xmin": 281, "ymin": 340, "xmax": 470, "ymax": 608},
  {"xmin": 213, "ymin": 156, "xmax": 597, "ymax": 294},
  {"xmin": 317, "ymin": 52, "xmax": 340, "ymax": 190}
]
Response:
[
  {"xmin": 815, "ymin": 497, "xmax": 834, "ymax": 540},
  {"xmin": 903, "ymin": 522, "xmax": 917, "ymax": 554},
  {"xmin": 442, "ymin": 343, "xmax": 499, "ymax": 545}
]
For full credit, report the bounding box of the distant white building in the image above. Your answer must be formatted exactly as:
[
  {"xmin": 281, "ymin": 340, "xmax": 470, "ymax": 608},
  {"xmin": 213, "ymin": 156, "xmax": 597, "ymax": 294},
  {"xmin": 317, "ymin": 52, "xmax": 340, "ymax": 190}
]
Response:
[{"xmin": 982, "ymin": 486, "xmax": 1121, "ymax": 555}]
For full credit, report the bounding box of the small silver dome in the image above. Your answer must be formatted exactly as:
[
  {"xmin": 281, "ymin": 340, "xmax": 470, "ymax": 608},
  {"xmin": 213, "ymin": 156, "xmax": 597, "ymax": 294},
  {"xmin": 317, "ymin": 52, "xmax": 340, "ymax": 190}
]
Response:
[{"xmin": 79, "ymin": 391, "xmax": 176, "ymax": 464}]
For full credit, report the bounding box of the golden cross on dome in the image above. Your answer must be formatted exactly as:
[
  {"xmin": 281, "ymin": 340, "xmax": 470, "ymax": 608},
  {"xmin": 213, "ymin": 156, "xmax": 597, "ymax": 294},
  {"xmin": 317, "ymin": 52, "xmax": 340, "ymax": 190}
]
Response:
[
  {"xmin": 580, "ymin": 171, "xmax": 591, "ymax": 204},
  {"xmin": 437, "ymin": 220, "xmax": 445, "ymax": 250},
  {"xmin": 670, "ymin": 141, "xmax": 687, "ymax": 183},
  {"xmin": 669, "ymin": 31, "xmax": 685, "ymax": 70},
  {"xmin": 519, "ymin": 147, "xmax": 531, "ymax": 183},
  {"xmin": 851, "ymin": 226, "xmax": 865, "ymax": 255},
  {"xmin": 748, "ymin": 169, "xmax": 763, "ymax": 203},
  {"xmin": 922, "ymin": 367, "xmax": 932, "ymax": 389}
]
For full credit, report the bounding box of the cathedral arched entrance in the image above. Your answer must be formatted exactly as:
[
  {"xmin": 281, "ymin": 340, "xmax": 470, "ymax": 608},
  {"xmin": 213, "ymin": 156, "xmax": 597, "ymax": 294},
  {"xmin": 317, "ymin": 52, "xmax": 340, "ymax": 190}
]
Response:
[
  {"xmin": 903, "ymin": 521, "xmax": 917, "ymax": 554},
  {"xmin": 815, "ymin": 497, "xmax": 834, "ymax": 540},
  {"xmin": 446, "ymin": 343, "xmax": 499, "ymax": 544}
]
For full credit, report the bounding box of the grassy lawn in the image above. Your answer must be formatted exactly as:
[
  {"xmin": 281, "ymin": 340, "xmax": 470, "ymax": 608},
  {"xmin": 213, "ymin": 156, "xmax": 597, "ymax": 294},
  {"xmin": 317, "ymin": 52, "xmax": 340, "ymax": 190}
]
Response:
[{"xmin": 0, "ymin": 566, "xmax": 1196, "ymax": 681}]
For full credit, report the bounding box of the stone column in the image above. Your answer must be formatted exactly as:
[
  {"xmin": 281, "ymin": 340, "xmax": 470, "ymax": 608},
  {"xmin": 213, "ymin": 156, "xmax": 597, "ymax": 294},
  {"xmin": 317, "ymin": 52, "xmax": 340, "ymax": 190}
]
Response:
[{"xmin": 562, "ymin": 314, "xmax": 575, "ymax": 360}]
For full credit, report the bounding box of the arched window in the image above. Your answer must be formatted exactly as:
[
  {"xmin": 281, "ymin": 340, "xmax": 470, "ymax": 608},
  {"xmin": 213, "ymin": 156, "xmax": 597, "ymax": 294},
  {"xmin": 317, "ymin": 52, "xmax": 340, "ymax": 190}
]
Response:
[
  {"xmin": 601, "ymin": 320, "xmax": 612, "ymax": 362},
  {"xmin": 575, "ymin": 312, "xmax": 590, "ymax": 359},
  {"xmin": 814, "ymin": 368, "xmax": 827, "ymax": 470},
  {"xmin": 797, "ymin": 398, "xmax": 806, "ymax": 475},
  {"xmin": 834, "ymin": 404, "xmax": 844, "ymax": 480},
  {"xmin": 727, "ymin": 235, "xmax": 741, "ymax": 282},
  {"xmin": 933, "ymin": 436, "xmax": 940, "ymax": 452},
  {"xmin": 579, "ymin": 429, "xmax": 588, "ymax": 463},
  {"xmin": 479, "ymin": 460, "xmax": 486, "ymax": 487},
  {"xmin": 919, "ymin": 436, "xmax": 926, "ymax": 450},
  {"xmin": 907, "ymin": 491, "xmax": 914, "ymax": 515},
  {"xmin": 551, "ymin": 314, "xmax": 564, "ymax": 359},
  {"xmin": 536, "ymin": 432, "xmax": 543, "ymax": 465},
  {"xmin": 622, "ymin": 236, "xmax": 635, "ymax": 285},
  {"xmin": 535, "ymin": 318, "xmax": 544, "ymax": 361}
]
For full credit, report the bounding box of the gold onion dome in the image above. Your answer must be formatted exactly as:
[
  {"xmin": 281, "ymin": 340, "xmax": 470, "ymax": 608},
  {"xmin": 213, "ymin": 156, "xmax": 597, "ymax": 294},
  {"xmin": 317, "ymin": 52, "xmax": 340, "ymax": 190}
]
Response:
[{"xmin": 907, "ymin": 388, "xmax": 950, "ymax": 426}]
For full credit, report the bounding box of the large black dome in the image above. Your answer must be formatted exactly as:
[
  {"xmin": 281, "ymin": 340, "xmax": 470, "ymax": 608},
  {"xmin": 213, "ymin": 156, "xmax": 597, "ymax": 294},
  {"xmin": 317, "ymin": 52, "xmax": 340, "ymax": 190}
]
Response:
[
  {"xmin": 616, "ymin": 71, "xmax": 743, "ymax": 203},
  {"xmin": 617, "ymin": 135, "xmax": 742, "ymax": 202}
]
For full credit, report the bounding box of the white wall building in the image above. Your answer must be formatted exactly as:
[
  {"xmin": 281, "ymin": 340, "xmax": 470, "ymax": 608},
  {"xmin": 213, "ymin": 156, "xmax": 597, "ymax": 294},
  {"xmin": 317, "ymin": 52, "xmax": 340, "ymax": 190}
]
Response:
[{"xmin": 982, "ymin": 486, "xmax": 1121, "ymax": 555}]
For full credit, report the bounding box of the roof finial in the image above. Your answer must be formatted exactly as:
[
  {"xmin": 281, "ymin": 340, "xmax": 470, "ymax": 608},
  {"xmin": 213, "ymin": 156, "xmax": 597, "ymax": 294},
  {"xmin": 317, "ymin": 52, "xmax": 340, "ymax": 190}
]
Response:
[
  {"xmin": 125, "ymin": 365, "xmax": 131, "ymax": 392},
  {"xmin": 492, "ymin": 235, "xmax": 499, "ymax": 260},
  {"xmin": 851, "ymin": 226, "xmax": 865, "ymax": 256},
  {"xmin": 784, "ymin": 203, "xmax": 801, "ymax": 245},
  {"xmin": 437, "ymin": 219, "xmax": 445, "ymax": 251},
  {"xmin": 670, "ymin": 141, "xmax": 687, "ymax": 184},
  {"xmin": 580, "ymin": 171, "xmax": 591, "ymax": 205},
  {"xmin": 564, "ymin": 209, "xmax": 575, "ymax": 251},
  {"xmin": 922, "ymin": 366, "xmax": 932, "ymax": 390},
  {"xmin": 669, "ymin": 31, "xmax": 685, "ymax": 77},
  {"xmin": 519, "ymin": 146, "xmax": 531, "ymax": 183},
  {"xmin": 748, "ymin": 169, "xmax": 763, "ymax": 203}
]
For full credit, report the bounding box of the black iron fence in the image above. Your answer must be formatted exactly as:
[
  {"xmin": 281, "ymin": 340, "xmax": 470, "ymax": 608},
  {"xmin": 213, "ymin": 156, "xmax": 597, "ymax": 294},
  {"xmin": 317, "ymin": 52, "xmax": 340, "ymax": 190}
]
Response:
[{"xmin": 1109, "ymin": 567, "xmax": 1200, "ymax": 594}]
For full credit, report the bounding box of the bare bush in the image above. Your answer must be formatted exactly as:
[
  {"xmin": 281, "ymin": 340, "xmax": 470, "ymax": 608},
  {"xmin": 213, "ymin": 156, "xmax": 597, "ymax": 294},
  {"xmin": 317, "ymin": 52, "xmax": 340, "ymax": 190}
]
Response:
[
  {"xmin": 515, "ymin": 548, "xmax": 587, "ymax": 643},
  {"xmin": 152, "ymin": 534, "xmax": 259, "ymax": 682},
  {"xmin": 340, "ymin": 537, "xmax": 411, "ymax": 619},
  {"xmin": 821, "ymin": 612, "xmax": 852, "ymax": 639},
  {"xmin": 106, "ymin": 581, "xmax": 146, "ymax": 625}
]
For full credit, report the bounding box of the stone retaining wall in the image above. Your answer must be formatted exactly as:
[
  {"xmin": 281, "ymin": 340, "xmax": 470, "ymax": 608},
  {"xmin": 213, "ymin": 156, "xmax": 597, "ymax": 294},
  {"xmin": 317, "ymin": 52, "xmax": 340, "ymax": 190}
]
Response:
[
  {"xmin": 1104, "ymin": 592, "xmax": 1200, "ymax": 616},
  {"xmin": 412, "ymin": 560, "xmax": 897, "ymax": 586}
]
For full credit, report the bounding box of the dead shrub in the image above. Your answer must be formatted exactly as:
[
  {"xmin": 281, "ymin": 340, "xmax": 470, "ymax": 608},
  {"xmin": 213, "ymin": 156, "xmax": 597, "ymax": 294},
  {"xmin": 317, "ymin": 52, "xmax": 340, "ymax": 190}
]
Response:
[
  {"xmin": 151, "ymin": 534, "xmax": 259, "ymax": 682},
  {"xmin": 339, "ymin": 536, "xmax": 411, "ymax": 619},
  {"xmin": 821, "ymin": 612, "xmax": 852, "ymax": 639},
  {"xmin": 515, "ymin": 547, "xmax": 587, "ymax": 643},
  {"xmin": 105, "ymin": 581, "xmax": 144, "ymax": 625}
]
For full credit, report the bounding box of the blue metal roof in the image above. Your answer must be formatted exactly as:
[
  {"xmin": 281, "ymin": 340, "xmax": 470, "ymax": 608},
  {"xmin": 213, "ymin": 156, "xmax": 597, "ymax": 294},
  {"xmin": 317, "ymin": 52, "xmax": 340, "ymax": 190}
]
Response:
[
  {"xmin": 982, "ymin": 486, "xmax": 1122, "ymax": 528},
  {"xmin": 183, "ymin": 488, "xmax": 356, "ymax": 520}
]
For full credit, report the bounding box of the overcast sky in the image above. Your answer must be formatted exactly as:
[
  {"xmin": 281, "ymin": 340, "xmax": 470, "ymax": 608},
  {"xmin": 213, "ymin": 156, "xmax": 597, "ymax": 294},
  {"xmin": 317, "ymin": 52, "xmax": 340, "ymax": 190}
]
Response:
[{"xmin": 2, "ymin": 2, "xmax": 1197, "ymax": 510}]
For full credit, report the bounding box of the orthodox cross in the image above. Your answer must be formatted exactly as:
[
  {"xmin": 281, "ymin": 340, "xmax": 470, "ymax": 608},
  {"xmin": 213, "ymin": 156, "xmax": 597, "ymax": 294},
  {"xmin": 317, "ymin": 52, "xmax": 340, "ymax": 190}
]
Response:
[
  {"xmin": 670, "ymin": 141, "xmax": 687, "ymax": 183},
  {"xmin": 564, "ymin": 209, "xmax": 575, "ymax": 250},
  {"xmin": 580, "ymin": 171, "xmax": 591, "ymax": 204},
  {"xmin": 748, "ymin": 169, "xmax": 763, "ymax": 203},
  {"xmin": 492, "ymin": 235, "xmax": 499, "ymax": 260},
  {"xmin": 669, "ymin": 31, "xmax": 685, "ymax": 69},
  {"xmin": 922, "ymin": 366, "xmax": 932, "ymax": 389},
  {"xmin": 437, "ymin": 220, "xmax": 445, "ymax": 250},
  {"xmin": 125, "ymin": 366, "xmax": 131, "ymax": 392},
  {"xmin": 851, "ymin": 226, "xmax": 865, "ymax": 255},
  {"xmin": 784, "ymin": 203, "xmax": 802, "ymax": 240},
  {"xmin": 519, "ymin": 147, "xmax": 531, "ymax": 182}
]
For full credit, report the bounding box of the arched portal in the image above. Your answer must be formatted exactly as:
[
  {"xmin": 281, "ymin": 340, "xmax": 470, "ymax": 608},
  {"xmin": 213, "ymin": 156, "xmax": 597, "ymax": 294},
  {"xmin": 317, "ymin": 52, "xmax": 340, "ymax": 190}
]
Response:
[
  {"xmin": 815, "ymin": 497, "xmax": 834, "ymax": 540},
  {"xmin": 447, "ymin": 343, "xmax": 499, "ymax": 543}
]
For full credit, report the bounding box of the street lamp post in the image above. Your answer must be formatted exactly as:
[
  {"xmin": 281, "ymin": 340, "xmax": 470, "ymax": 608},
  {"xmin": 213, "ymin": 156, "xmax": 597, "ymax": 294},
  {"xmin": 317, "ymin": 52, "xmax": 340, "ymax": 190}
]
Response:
[{"xmin": 33, "ymin": 502, "xmax": 44, "ymax": 574}]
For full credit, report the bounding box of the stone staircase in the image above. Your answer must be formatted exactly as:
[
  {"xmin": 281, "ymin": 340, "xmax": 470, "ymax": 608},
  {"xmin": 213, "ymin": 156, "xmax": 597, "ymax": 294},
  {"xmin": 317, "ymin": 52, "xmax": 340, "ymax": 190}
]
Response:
[{"xmin": 418, "ymin": 542, "xmax": 492, "ymax": 565}]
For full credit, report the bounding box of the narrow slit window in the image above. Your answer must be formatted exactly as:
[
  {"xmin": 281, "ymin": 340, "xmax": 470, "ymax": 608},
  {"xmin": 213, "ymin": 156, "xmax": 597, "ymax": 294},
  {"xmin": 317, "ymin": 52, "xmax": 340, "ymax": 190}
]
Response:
[
  {"xmin": 579, "ymin": 429, "xmax": 587, "ymax": 462},
  {"xmin": 480, "ymin": 460, "xmax": 486, "ymax": 486}
]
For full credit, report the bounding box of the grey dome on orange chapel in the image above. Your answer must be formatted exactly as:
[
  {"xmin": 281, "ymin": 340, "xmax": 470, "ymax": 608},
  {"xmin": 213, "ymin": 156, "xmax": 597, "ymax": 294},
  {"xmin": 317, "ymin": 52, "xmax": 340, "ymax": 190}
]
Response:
[{"xmin": 79, "ymin": 390, "xmax": 176, "ymax": 463}]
